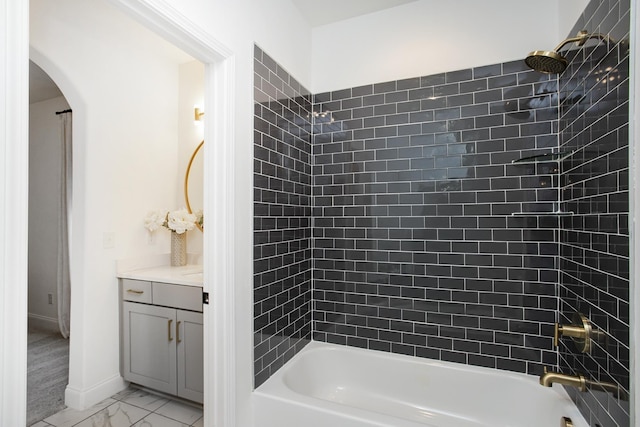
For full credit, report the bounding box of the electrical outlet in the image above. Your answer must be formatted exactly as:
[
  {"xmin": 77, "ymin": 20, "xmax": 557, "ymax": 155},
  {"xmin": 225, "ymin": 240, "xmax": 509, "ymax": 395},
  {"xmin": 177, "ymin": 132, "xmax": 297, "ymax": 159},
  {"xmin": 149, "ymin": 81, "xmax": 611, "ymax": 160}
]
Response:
[{"xmin": 48, "ymin": 293, "xmax": 53, "ymax": 305}]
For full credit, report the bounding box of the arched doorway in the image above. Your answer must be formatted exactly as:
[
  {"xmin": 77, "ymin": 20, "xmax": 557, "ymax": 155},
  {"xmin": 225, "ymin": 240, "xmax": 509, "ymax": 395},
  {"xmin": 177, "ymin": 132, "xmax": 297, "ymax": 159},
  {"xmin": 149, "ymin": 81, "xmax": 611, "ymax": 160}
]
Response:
[{"xmin": 27, "ymin": 59, "xmax": 72, "ymax": 425}]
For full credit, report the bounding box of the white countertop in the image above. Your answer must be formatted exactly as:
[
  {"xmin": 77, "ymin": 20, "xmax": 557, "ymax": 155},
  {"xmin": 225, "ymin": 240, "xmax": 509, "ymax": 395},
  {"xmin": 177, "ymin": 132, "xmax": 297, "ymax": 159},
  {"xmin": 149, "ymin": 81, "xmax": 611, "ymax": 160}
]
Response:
[{"xmin": 118, "ymin": 264, "xmax": 203, "ymax": 287}]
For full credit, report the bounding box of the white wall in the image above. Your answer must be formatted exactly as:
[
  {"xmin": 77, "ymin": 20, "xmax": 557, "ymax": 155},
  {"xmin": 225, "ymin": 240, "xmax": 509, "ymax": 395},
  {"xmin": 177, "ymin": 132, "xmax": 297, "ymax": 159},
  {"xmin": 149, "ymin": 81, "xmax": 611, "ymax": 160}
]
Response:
[
  {"xmin": 159, "ymin": 0, "xmax": 313, "ymax": 87},
  {"xmin": 310, "ymin": 0, "xmax": 589, "ymax": 93},
  {"xmin": 28, "ymin": 95, "xmax": 70, "ymax": 325},
  {"xmin": 30, "ymin": 0, "xmax": 195, "ymax": 407},
  {"xmin": 0, "ymin": 0, "xmax": 30, "ymax": 423}
]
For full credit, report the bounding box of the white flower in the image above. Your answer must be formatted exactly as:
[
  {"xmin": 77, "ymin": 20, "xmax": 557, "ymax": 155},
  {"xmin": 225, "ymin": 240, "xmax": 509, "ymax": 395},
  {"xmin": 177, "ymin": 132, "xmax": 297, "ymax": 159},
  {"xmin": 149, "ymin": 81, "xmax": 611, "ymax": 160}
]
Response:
[
  {"xmin": 194, "ymin": 209, "xmax": 204, "ymax": 228},
  {"xmin": 166, "ymin": 208, "xmax": 197, "ymax": 234},
  {"xmin": 144, "ymin": 209, "xmax": 168, "ymax": 232}
]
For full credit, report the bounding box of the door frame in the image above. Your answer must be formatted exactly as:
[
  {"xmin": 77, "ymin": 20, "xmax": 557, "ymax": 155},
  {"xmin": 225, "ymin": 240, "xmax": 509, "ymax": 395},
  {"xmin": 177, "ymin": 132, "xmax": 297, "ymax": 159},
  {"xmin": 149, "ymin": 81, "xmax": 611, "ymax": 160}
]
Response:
[{"xmin": 0, "ymin": 0, "xmax": 30, "ymax": 424}]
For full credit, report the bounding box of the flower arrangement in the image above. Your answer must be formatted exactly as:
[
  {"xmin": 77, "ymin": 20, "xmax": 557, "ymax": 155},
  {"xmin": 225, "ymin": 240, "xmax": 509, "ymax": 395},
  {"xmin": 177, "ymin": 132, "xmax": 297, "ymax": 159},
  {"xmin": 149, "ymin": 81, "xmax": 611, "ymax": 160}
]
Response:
[{"xmin": 144, "ymin": 208, "xmax": 199, "ymax": 234}]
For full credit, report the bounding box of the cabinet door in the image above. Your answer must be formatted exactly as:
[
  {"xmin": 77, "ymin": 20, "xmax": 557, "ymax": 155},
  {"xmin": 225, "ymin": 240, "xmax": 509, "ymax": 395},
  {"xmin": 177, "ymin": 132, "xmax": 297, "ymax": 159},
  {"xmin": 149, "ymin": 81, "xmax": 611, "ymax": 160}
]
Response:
[
  {"xmin": 176, "ymin": 310, "xmax": 204, "ymax": 403},
  {"xmin": 123, "ymin": 302, "xmax": 177, "ymax": 395}
]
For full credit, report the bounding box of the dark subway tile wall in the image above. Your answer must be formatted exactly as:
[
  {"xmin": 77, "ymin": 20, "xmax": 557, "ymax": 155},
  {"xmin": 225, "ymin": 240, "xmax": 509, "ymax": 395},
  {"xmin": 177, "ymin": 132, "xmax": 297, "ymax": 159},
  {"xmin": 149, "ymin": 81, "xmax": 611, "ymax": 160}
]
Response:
[
  {"xmin": 253, "ymin": 7, "xmax": 629, "ymax": 427},
  {"xmin": 311, "ymin": 61, "xmax": 562, "ymax": 375},
  {"xmin": 558, "ymin": 1, "xmax": 630, "ymax": 426},
  {"xmin": 253, "ymin": 45, "xmax": 313, "ymax": 387}
]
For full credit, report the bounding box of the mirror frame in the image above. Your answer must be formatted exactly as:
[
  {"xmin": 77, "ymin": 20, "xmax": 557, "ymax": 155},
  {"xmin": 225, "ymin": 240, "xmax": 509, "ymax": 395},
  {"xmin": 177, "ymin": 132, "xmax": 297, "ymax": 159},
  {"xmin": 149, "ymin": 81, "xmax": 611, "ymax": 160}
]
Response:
[{"xmin": 184, "ymin": 140, "xmax": 204, "ymax": 231}]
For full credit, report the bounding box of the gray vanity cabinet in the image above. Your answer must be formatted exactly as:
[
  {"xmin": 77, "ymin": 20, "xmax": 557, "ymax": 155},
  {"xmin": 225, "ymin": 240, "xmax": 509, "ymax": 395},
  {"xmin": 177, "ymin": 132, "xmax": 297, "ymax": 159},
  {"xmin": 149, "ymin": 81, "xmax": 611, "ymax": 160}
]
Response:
[
  {"xmin": 176, "ymin": 309, "xmax": 204, "ymax": 402},
  {"xmin": 122, "ymin": 302, "xmax": 177, "ymax": 394},
  {"xmin": 120, "ymin": 278, "xmax": 203, "ymax": 404}
]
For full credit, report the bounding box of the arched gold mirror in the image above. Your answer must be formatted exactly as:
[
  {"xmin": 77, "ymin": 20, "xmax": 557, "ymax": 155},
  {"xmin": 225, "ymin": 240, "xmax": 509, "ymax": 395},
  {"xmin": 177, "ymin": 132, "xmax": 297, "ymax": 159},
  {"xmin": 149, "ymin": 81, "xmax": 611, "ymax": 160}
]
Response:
[{"xmin": 184, "ymin": 140, "xmax": 204, "ymax": 231}]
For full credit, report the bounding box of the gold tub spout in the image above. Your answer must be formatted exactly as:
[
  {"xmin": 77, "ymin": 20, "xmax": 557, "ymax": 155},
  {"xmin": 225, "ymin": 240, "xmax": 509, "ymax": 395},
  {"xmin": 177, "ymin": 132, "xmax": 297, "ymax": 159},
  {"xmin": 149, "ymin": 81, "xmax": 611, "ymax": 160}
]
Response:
[{"xmin": 539, "ymin": 368, "xmax": 587, "ymax": 391}]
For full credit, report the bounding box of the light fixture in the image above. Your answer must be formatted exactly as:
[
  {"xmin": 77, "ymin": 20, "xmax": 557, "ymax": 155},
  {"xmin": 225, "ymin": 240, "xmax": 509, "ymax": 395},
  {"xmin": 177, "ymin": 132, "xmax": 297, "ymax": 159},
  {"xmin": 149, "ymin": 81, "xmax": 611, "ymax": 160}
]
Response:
[{"xmin": 194, "ymin": 107, "xmax": 205, "ymax": 121}]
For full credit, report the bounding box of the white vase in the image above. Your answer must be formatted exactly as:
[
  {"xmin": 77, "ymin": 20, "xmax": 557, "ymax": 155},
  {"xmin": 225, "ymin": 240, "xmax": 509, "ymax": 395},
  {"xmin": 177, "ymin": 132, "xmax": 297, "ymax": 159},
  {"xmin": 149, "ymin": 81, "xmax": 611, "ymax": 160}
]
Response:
[{"xmin": 170, "ymin": 231, "xmax": 187, "ymax": 266}]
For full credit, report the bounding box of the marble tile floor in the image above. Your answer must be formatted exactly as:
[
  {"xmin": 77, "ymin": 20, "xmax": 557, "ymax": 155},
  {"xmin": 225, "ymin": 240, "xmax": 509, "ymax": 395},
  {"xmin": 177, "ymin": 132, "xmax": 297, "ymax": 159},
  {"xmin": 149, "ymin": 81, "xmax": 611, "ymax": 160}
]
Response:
[{"xmin": 31, "ymin": 386, "xmax": 204, "ymax": 427}]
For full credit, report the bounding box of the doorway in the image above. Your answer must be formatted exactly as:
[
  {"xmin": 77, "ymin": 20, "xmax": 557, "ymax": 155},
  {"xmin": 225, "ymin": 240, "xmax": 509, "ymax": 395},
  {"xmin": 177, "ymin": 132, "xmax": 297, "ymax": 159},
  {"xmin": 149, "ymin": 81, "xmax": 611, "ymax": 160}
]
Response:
[
  {"xmin": 27, "ymin": 60, "xmax": 72, "ymax": 425},
  {"xmin": 1, "ymin": 1, "xmax": 236, "ymax": 425}
]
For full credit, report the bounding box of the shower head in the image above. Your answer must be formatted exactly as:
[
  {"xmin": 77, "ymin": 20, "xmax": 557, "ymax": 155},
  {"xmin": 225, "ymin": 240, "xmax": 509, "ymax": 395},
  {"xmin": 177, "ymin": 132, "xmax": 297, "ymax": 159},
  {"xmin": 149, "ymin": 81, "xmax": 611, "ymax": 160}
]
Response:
[
  {"xmin": 525, "ymin": 50, "xmax": 568, "ymax": 74},
  {"xmin": 525, "ymin": 30, "xmax": 609, "ymax": 74}
]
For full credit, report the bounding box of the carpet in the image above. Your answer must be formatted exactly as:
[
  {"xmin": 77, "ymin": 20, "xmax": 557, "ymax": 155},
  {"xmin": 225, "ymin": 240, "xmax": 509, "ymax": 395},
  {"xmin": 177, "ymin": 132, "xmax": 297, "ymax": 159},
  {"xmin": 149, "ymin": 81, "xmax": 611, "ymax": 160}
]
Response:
[{"xmin": 27, "ymin": 324, "xmax": 69, "ymax": 426}]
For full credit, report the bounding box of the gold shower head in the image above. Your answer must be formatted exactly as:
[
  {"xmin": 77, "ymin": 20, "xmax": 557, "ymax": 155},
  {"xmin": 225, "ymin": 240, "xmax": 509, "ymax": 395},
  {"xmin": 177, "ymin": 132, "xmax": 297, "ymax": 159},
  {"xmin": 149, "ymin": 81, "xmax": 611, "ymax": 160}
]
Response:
[
  {"xmin": 525, "ymin": 30, "xmax": 610, "ymax": 74},
  {"xmin": 525, "ymin": 50, "xmax": 569, "ymax": 74}
]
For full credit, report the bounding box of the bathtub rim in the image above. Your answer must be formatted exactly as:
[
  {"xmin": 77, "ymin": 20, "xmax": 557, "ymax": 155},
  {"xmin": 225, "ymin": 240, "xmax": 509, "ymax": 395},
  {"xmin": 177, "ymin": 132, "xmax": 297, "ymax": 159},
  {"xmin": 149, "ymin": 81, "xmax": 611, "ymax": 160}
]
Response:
[{"xmin": 253, "ymin": 340, "xmax": 590, "ymax": 427}]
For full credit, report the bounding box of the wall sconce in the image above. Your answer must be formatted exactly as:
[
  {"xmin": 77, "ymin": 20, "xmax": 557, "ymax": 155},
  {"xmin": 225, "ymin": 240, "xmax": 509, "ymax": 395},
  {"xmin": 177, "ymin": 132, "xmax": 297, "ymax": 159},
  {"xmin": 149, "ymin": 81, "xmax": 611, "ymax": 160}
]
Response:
[{"xmin": 194, "ymin": 107, "xmax": 205, "ymax": 121}]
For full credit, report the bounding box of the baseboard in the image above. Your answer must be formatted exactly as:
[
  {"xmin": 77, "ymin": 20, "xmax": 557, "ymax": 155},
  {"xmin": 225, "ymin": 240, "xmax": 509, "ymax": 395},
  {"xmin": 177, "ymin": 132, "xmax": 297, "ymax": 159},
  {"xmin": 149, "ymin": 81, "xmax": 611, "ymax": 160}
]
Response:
[
  {"xmin": 65, "ymin": 374, "xmax": 127, "ymax": 410},
  {"xmin": 28, "ymin": 313, "xmax": 59, "ymax": 333}
]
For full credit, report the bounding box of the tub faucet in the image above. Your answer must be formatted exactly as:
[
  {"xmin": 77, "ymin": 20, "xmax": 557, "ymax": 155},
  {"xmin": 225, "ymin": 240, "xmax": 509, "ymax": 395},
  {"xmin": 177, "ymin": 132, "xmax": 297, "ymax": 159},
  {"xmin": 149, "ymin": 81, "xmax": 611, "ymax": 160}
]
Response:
[
  {"xmin": 539, "ymin": 368, "xmax": 587, "ymax": 391},
  {"xmin": 540, "ymin": 368, "xmax": 627, "ymax": 399}
]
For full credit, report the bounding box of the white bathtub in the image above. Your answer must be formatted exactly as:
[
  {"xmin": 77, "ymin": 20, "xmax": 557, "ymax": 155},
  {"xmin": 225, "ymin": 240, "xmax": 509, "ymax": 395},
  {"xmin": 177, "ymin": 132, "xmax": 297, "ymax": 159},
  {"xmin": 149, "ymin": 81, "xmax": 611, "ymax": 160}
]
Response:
[{"xmin": 253, "ymin": 341, "xmax": 588, "ymax": 427}]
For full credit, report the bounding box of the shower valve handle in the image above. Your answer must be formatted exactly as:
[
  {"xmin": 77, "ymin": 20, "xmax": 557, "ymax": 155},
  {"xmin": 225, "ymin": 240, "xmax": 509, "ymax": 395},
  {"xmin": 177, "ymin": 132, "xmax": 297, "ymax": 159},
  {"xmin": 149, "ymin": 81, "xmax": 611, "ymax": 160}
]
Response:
[{"xmin": 553, "ymin": 312, "xmax": 592, "ymax": 353}]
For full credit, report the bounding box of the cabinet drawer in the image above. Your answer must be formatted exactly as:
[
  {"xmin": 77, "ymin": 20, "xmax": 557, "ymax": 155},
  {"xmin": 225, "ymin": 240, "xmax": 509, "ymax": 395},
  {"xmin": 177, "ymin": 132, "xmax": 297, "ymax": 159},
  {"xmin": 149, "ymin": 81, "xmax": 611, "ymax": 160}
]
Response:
[
  {"xmin": 153, "ymin": 282, "xmax": 202, "ymax": 312},
  {"xmin": 121, "ymin": 279, "xmax": 152, "ymax": 303}
]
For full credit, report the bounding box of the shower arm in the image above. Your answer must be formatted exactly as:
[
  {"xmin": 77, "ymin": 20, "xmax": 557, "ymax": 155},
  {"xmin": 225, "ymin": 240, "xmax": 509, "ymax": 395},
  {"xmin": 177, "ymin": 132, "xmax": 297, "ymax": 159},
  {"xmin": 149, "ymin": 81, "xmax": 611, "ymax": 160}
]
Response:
[{"xmin": 553, "ymin": 31, "xmax": 609, "ymax": 52}]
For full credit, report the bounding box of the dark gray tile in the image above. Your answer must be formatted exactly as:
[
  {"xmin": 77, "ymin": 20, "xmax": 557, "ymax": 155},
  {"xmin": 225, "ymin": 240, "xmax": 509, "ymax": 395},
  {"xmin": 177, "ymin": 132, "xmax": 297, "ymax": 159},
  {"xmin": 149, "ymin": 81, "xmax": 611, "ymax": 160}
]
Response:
[{"xmin": 254, "ymin": 6, "xmax": 631, "ymax": 424}]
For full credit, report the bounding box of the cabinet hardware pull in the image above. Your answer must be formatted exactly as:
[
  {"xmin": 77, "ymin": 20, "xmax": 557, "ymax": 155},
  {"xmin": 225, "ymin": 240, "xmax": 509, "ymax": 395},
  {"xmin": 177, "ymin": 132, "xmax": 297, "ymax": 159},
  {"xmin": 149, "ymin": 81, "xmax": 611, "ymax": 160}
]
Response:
[
  {"xmin": 126, "ymin": 289, "xmax": 144, "ymax": 295},
  {"xmin": 168, "ymin": 319, "xmax": 173, "ymax": 341},
  {"xmin": 177, "ymin": 321, "xmax": 182, "ymax": 343}
]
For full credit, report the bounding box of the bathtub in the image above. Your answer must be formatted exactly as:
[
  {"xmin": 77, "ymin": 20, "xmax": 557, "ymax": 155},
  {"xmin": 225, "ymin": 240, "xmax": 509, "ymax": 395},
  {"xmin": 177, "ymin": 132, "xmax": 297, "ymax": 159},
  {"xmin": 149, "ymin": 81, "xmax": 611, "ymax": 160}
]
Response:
[{"xmin": 253, "ymin": 341, "xmax": 588, "ymax": 427}]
